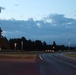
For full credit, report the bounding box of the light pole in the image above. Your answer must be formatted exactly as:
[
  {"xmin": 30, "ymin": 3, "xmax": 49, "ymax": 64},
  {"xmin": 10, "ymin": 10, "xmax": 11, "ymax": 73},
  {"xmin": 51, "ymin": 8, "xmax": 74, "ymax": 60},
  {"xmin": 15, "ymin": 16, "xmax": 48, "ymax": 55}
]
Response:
[{"xmin": 68, "ymin": 39, "xmax": 70, "ymax": 51}]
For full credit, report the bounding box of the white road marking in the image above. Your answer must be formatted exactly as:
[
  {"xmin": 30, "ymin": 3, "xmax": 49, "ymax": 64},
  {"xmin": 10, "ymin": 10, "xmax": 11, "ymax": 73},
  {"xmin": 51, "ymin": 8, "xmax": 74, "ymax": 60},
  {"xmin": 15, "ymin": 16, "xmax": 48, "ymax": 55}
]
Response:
[{"xmin": 39, "ymin": 55, "xmax": 43, "ymax": 60}]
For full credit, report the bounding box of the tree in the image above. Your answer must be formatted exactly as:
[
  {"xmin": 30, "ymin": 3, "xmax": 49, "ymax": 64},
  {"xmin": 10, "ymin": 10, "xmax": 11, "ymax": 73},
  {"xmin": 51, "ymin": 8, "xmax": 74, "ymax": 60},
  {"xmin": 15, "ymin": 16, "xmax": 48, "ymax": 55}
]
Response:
[
  {"xmin": 35, "ymin": 40, "xmax": 42, "ymax": 51},
  {"xmin": 52, "ymin": 41, "xmax": 56, "ymax": 51},
  {"xmin": 42, "ymin": 41, "xmax": 47, "ymax": 50},
  {"xmin": 9, "ymin": 39, "xmax": 14, "ymax": 50}
]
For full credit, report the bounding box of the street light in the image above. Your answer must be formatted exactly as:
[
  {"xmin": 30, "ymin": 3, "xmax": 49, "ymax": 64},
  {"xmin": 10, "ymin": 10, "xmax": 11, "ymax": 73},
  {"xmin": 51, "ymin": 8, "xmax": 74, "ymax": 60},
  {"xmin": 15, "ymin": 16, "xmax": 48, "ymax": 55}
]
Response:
[
  {"xmin": 14, "ymin": 43, "xmax": 17, "ymax": 50},
  {"xmin": 53, "ymin": 46, "xmax": 55, "ymax": 49}
]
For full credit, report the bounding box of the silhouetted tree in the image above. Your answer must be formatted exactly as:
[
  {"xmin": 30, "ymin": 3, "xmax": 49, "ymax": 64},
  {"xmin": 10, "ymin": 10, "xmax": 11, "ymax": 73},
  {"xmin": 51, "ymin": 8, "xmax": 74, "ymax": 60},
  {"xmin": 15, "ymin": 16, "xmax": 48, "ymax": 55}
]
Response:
[
  {"xmin": 42, "ymin": 41, "xmax": 47, "ymax": 50},
  {"xmin": 9, "ymin": 39, "xmax": 15, "ymax": 50},
  {"xmin": 35, "ymin": 40, "xmax": 42, "ymax": 51},
  {"xmin": 0, "ymin": 37, "xmax": 9, "ymax": 49},
  {"xmin": 8, "ymin": 37, "xmax": 76, "ymax": 52},
  {"xmin": 26, "ymin": 40, "xmax": 35, "ymax": 51},
  {"xmin": 52, "ymin": 41, "xmax": 56, "ymax": 51}
]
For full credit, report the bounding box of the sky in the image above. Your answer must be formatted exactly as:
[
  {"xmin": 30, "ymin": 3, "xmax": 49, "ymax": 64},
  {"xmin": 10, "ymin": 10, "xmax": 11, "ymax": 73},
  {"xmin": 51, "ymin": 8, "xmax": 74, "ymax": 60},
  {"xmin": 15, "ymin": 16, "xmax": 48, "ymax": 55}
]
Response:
[
  {"xmin": 0, "ymin": 0, "xmax": 76, "ymax": 46},
  {"xmin": 0, "ymin": 0, "xmax": 76, "ymax": 20}
]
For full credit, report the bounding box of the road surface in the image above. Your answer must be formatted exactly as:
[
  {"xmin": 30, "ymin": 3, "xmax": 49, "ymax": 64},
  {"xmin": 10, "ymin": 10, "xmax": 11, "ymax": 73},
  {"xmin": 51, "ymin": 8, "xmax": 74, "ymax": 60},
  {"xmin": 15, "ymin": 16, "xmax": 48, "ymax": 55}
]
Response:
[
  {"xmin": 37, "ymin": 53, "xmax": 76, "ymax": 75},
  {"xmin": 0, "ymin": 53, "xmax": 76, "ymax": 75}
]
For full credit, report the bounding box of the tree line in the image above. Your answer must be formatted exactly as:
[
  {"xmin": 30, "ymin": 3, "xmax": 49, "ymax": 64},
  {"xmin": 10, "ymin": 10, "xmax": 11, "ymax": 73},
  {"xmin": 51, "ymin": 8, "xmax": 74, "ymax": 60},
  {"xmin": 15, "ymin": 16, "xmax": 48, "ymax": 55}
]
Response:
[{"xmin": 1, "ymin": 36, "xmax": 75, "ymax": 52}]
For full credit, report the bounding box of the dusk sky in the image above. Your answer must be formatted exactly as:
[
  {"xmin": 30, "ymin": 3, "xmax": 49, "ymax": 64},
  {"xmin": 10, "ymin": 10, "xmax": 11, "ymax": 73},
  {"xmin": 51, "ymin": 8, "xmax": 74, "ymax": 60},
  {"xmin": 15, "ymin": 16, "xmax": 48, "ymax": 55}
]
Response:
[
  {"xmin": 0, "ymin": 0, "xmax": 76, "ymax": 46},
  {"xmin": 0, "ymin": 0, "xmax": 76, "ymax": 20}
]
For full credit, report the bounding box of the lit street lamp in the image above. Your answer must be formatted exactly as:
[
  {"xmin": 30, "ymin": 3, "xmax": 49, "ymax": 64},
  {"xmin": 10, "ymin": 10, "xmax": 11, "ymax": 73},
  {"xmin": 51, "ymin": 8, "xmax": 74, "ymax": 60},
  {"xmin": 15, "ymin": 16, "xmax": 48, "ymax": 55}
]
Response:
[
  {"xmin": 53, "ymin": 46, "xmax": 55, "ymax": 50},
  {"xmin": 14, "ymin": 43, "xmax": 17, "ymax": 50}
]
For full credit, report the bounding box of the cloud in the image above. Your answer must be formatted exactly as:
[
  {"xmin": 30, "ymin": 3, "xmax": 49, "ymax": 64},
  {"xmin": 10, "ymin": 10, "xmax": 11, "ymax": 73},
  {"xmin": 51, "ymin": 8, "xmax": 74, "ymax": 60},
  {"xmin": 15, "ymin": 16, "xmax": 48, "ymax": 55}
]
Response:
[
  {"xmin": 43, "ymin": 14, "xmax": 76, "ymax": 27},
  {"xmin": 14, "ymin": 4, "xmax": 19, "ymax": 6},
  {"xmin": 37, "ymin": 23, "xmax": 41, "ymax": 28},
  {"xmin": 0, "ymin": 14, "xmax": 76, "ymax": 46}
]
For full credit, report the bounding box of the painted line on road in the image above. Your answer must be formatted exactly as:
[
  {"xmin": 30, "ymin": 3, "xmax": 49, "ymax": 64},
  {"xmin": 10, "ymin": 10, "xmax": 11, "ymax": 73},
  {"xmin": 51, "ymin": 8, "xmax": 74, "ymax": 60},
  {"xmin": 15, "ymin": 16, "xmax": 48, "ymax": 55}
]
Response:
[{"xmin": 39, "ymin": 55, "xmax": 43, "ymax": 60}]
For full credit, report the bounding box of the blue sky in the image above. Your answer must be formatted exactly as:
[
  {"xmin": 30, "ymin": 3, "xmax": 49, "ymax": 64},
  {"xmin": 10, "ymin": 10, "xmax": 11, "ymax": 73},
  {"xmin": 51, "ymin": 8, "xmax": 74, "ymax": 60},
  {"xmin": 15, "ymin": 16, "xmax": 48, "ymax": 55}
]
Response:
[
  {"xmin": 0, "ymin": 0, "xmax": 76, "ymax": 46},
  {"xmin": 0, "ymin": 0, "xmax": 76, "ymax": 20}
]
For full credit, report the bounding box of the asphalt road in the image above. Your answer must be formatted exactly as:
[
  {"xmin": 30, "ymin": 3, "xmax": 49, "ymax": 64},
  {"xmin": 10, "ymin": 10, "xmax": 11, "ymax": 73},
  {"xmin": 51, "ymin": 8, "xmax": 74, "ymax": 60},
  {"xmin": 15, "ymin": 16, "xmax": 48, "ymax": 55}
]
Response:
[
  {"xmin": 37, "ymin": 53, "xmax": 76, "ymax": 75},
  {"xmin": 0, "ymin": 53, "xmax": 76, "ymax": 75}
]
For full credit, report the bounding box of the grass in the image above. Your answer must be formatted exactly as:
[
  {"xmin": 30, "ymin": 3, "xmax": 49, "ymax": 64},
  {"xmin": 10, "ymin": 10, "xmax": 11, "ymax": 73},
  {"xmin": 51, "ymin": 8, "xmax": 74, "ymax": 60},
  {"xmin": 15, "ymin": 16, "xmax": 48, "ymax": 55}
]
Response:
[
  {"xmin": 0, "ymin": 54, "xmax": 37, "ymax": 59},
  {"xmin": 0, "ymin": 51, "xmax": 46, "ymax": 59},
  {"xmin": 65, "ymin": 54, "xmax": 76, "ymax": 58}
]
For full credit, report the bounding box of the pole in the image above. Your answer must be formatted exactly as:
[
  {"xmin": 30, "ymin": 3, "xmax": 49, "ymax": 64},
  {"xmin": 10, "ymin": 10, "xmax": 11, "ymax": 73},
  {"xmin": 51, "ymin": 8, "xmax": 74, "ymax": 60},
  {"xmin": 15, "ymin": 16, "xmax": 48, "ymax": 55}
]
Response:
[{"xmin": 68, "ymin": 39, "xmax": 70, "ymax": 51}]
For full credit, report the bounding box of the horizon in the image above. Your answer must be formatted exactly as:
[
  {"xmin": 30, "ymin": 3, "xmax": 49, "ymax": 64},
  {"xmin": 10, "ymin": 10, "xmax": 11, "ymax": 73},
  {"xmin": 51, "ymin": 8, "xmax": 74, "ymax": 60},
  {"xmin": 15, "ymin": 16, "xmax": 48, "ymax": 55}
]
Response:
[{"xmin": 0, "ymin": 18, "xmax": 76, "ymax": 47}]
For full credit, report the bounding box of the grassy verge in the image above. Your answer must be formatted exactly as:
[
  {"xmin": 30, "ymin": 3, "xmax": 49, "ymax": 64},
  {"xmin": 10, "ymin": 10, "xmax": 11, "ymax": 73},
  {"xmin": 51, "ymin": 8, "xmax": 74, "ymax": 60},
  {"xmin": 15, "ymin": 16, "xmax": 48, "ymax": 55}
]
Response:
[
  {"xmin": 0, "ymin": 51, "xmax": 46, "ymax": 59},
  {"xmin": 0, "ymin": 54, "xmax": 37, "ymax": 59},
  {"xmin": 65, "ymin": 54, "xmax": 76, "ymax": 58}
]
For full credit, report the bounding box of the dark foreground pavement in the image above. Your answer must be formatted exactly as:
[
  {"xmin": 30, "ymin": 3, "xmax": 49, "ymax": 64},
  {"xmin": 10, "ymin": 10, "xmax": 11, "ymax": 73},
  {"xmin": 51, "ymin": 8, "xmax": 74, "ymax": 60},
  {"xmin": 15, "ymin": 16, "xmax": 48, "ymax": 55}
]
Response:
[{"xmin": 0, "ymin": 59, "xmax": 40, "ymax": 75}]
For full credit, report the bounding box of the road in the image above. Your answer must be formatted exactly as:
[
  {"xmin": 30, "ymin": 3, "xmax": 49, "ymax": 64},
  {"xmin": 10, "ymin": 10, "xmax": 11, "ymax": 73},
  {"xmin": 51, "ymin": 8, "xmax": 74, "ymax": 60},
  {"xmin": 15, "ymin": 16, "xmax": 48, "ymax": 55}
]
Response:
[
  {"xmin": 0, "ymin": 53, "xmax": 76, "ymax": 75},
  {"xmin": 37, "ymin": 53, "xmax": 76, "ymax": 75}
]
